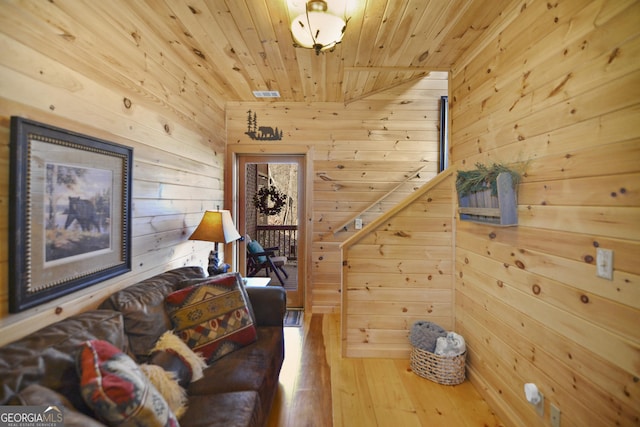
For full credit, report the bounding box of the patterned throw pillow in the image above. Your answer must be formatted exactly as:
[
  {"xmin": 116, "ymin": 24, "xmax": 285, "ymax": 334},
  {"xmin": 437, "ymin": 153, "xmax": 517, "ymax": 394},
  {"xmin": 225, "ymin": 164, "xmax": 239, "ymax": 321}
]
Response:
[
  {"xmin": 165, "ymin": 274, "xmax": 257, "ymax": 363},
  {"xmin": 77, "ymin": 340, "xmax": 178, "ymax": 427}
]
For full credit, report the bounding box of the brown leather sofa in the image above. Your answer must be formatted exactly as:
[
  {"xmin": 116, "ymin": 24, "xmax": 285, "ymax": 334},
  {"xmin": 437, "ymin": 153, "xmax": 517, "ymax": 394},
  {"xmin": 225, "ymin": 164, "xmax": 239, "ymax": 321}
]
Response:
[{"xmin": 0, "ymin": 267, "xmax": 286, "ymax": 427}]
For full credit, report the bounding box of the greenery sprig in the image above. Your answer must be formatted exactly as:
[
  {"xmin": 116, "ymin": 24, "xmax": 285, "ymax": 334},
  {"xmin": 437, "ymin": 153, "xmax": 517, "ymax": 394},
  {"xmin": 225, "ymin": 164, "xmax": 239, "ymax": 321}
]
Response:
[
  {"xmin": 253, "ymin": 185, "xmax": 287, "ymax": 216},
  {"xmin": 456, "ymin": 163, "xmax": 521, "ymax": 197}
]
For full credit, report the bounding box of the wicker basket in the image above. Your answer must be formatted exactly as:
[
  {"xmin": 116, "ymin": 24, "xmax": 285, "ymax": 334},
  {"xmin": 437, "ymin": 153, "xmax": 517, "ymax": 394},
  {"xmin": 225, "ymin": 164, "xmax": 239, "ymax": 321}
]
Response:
[{"xmin": 410, "ymin": 345, "xmax": 466, "ymax": 385}]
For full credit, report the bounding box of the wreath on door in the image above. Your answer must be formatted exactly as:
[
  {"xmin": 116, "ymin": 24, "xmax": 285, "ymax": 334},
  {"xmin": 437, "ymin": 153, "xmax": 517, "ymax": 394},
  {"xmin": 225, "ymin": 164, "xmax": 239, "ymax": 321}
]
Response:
[{"xmin": 253, "ymin": 186, "xmax": 287, "ymax": 216}]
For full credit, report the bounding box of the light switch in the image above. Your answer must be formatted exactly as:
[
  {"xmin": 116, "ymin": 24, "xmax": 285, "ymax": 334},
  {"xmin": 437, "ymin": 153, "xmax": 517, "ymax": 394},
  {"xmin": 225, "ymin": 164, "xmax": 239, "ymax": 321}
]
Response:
[{"xmin": 596, "ymin": 248, "xmax": 613, "ymax": 280}]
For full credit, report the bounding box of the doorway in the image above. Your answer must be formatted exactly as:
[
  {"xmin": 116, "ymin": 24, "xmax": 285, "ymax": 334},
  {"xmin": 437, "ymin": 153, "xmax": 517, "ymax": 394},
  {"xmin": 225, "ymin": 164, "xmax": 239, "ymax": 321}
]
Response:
[{"xmin": 237, "ymin": 154, "xmax": 305, "ymax": 308}]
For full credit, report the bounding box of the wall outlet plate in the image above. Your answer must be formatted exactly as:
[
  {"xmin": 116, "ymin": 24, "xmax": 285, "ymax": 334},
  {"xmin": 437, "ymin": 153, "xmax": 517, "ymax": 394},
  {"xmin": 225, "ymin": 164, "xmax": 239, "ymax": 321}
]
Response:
[
  {"xmin": 550, "ymin": 403, "xmax": 561, "ymax": 427},
  {"xmin": 596, "ymin": 248, "xmax": 613, "ymax": 280},
  {"xmin": 355, "ymin": 217, "xmax": 363, "ymax": 230}
]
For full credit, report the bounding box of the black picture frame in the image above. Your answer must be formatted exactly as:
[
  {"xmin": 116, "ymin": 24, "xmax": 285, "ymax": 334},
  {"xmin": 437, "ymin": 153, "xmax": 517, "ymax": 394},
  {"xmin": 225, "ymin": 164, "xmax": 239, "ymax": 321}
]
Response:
[{"xmin": 9, "ymin": 117, "xmax": 132, "ymax": 313}]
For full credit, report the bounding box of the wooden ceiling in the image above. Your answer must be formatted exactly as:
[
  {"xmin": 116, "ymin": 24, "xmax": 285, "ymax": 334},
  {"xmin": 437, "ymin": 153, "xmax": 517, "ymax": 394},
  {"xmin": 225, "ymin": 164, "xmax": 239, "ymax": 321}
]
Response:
[{"xmin": 3, "ymin": 0, "xmax": 512, "ymax": 109}]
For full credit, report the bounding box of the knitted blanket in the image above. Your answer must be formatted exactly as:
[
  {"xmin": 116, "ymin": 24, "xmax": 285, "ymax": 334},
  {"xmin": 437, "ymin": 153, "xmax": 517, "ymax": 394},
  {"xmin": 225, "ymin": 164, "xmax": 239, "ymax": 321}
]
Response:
[{"xmin": 409, "ymin": 321, "xmax": 447, "ymax": 353}]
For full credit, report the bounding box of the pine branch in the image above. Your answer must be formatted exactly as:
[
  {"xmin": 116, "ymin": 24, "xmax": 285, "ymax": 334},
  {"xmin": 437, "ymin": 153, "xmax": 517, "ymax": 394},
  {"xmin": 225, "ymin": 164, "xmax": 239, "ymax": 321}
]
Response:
[{"xmin": 456, "ymin": 163, "xmax": 521, "ymax": 197}]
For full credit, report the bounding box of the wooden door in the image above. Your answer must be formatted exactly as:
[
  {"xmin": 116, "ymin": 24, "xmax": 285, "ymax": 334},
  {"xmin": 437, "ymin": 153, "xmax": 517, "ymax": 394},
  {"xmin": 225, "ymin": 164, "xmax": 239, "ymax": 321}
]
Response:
[{"xmin": 238, "ymin": 155, "xmax": 304, "ymax": 308}]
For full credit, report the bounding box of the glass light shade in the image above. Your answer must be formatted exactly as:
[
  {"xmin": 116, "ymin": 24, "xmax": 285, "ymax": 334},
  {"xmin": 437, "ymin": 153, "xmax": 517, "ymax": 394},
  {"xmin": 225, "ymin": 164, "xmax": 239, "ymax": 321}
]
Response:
[
  {"xmin": 291, "ymin": 11, "xmax": 346, "ymax": 52},
  {"xmin": 188, "ymin": 210, "xmax": 241, "ymax": 243}
]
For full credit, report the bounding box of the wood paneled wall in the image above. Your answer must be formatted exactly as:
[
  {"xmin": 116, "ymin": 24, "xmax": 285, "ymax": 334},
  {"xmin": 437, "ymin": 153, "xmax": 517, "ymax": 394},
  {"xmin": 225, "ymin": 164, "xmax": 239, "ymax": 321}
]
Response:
[
  {"xmin": 0, "ymin": 17, "xmax": 224, "ymax": 344},
  {"xmin": 226, "ymin": 72, "xmax": 448, "ymax": 312},
  {"xmin": 450, "ymin": 1, "xmax": 640, "ymax": 426},
  {"xmin": 341, "ymin": 171, "xmax": 455, "ymax": 358},
  {"xmin": 2, "ymin": 2, "xmax": 636, "ymax": 424}
]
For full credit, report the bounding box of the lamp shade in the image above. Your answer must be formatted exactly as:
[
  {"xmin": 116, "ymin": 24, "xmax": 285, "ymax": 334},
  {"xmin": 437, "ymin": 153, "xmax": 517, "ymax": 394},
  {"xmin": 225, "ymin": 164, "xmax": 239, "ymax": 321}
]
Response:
[
  {"xmin": 188, "ymin": 210, "xmax": 241, "ymax": 243},
  {"xmin": 290, "ymin": 0, "xmax": 347, "ymax": 54},
  {"xmin": 291, "ymin": 11, "xmax": 346, "ymax": 52}
]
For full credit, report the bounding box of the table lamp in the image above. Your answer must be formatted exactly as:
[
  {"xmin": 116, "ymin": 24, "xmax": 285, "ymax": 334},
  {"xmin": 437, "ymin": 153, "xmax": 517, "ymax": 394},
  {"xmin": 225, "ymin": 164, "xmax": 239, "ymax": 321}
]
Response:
[{"xmin": 189, "ymin": 210, "xmax": 241, "ymax": 275}]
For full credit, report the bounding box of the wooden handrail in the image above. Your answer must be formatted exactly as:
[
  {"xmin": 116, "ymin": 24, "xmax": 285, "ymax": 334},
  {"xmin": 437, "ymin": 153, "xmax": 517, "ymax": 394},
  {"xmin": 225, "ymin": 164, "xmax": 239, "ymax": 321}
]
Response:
[
  {"xmin": 333, "ymin": 164, "xmax": 431, "ymax": 235},
  {"xmin": 340, "ymin": 168, "xmax": 454, "ymax": 250}
]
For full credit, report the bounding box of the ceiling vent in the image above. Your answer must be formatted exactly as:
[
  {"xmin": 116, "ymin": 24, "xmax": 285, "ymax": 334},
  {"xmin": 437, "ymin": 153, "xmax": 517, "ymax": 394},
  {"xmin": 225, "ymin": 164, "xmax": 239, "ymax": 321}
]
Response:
[{"xmin": 253, "ymin": 90, "xmax": 280, "ymax": 98}]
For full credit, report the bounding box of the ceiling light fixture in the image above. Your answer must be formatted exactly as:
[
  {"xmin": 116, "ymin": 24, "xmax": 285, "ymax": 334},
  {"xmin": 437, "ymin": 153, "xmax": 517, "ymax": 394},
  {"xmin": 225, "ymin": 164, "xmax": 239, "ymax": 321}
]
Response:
[{"xmin": 290, "ymin": 0, "xmax": 349, "ymax": 55}]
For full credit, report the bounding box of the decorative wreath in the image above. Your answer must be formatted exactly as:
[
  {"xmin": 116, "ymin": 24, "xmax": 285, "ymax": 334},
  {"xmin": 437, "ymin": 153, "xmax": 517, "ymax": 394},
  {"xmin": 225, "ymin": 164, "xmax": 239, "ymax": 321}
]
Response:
[{"xmin": 253, "ymin": 185, "xmax": 287, "ymax": 216}]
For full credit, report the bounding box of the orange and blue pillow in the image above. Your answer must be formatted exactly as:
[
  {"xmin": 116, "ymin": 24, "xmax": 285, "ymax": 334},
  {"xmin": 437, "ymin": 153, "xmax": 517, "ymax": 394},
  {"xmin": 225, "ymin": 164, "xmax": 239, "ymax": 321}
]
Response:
[{"xmin": 76, "ymin": 340, "xmax": 178, "ymax": 427}]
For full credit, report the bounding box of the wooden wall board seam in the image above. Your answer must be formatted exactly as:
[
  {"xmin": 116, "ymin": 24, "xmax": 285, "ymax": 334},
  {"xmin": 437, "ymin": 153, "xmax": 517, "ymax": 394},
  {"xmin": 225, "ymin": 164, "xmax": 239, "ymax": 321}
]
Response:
[
  {"xmin": 456, "ymin": 291, "xmax": 639, "ymax": 425},
  {"xmin": 455, "ymin": 286, "xmax": 639, "ymax": 415},
  {"xmin": 456, "ymin": 252, "xmax": 639, "ymax": 377}
]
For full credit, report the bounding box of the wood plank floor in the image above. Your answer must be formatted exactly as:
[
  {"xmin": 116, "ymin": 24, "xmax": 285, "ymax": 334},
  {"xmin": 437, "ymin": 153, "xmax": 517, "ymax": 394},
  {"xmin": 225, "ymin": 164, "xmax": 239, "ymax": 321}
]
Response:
[{"xmin": 267, "ymin": 313, "xmax": 504, "ymax": 427}]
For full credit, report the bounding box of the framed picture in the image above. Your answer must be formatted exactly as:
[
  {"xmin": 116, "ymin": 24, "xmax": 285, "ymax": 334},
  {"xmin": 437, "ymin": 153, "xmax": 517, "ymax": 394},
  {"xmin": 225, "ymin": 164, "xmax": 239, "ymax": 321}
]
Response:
[{"xmin": 9, "ymin": 117, "xmax": 132, "ymax": 313}]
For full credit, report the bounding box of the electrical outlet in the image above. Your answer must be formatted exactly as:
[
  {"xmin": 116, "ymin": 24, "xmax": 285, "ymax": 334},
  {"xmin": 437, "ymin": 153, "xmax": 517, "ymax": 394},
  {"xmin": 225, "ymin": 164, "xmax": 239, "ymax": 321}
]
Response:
[
  {"xmin": 354, "ymin": 217, "xmax": 363, "ymax": 230},
  {"xmin": 596, "ymin": 248, "xmax": 613, "ymax": 280},
  {"xmin": 550, "ymin": 403, "xmax": 561, "ymax": 427}
]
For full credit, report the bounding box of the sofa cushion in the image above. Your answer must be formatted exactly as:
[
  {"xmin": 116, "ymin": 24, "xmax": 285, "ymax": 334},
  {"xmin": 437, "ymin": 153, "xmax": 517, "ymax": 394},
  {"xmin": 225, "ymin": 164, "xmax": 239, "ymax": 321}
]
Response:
[
  {"xmin": 77, "ymin": 340, "xmax": 178, "ymax": 427},
  {"xmin": 180, "ymin": 391, "xmax": 262, "ymax": 427},
  {"xmin": 99, "ymin": 266, "xmax": 206, "ymax": 361},
  {"xmin": 0, "ymin": 310, "xmax": 126, "ymax": 411},
  {"xmin": 245, "ymin": 286, "xmax": 286, "ymax": 327},
  {"xmin": 15, "ymin": 384, "xmax": 106, "ymax": 427},
  {"xmin": 187, "ymin": 326, "xmax": 284, "ymax": 420},
  {"xmin": 166, "ymin": 274, "xmax": 257, "ymax": 363}
]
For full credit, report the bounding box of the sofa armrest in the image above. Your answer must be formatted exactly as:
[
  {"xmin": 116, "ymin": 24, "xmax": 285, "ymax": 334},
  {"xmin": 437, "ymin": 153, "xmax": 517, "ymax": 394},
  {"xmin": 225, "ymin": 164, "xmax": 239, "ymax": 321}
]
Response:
[{"xmin": 246, "ymin": 286, "xmax": 286, "ymax": 327}]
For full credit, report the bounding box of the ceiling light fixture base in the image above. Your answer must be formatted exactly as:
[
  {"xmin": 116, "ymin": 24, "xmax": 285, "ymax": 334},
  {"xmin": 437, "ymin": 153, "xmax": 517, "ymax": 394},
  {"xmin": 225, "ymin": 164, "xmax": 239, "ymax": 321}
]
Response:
[{"xmin": 290, "ymin": 0, "xmax": 349, "ymax": 55}]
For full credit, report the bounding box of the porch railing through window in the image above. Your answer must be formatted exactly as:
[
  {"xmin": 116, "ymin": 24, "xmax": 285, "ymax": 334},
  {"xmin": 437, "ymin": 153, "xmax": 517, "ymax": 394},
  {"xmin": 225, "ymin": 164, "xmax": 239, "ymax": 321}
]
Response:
[{"xmin": 255, "ymin": 225, "xmax": 298, "ymax": 260}]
